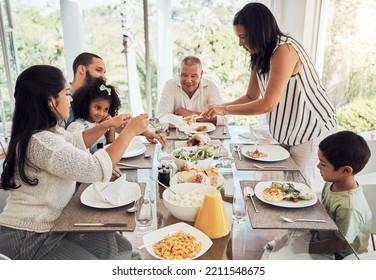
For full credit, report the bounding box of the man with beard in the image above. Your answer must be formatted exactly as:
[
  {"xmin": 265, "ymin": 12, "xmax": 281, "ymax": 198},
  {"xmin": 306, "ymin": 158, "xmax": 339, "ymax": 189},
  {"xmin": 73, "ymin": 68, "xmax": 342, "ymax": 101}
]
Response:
[{"xmin": 62, "ymin": 52, "xmax": 167, "ymax": 156}]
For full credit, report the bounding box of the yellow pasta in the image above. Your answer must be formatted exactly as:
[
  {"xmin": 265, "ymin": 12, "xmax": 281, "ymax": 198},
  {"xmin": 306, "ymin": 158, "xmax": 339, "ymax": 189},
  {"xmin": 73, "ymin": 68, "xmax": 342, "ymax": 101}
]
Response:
[{"xmin": 153, "ymin": 231, "xmax": 202, "ymax": 260}]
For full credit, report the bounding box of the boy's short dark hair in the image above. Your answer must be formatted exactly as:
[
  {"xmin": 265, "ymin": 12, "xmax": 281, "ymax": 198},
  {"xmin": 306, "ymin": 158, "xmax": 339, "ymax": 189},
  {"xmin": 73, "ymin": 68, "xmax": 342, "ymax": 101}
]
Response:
[{"xmin": 319, "ymin": 131, "xmax": 371, "ymax": 174}]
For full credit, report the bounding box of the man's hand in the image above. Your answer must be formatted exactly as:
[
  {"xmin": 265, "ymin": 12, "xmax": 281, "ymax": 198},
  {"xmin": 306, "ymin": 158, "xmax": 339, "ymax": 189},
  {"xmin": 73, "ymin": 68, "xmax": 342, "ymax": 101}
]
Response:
[{"xmin": 142, "ymin": 130, "xmax": 168, "ymax": 145}]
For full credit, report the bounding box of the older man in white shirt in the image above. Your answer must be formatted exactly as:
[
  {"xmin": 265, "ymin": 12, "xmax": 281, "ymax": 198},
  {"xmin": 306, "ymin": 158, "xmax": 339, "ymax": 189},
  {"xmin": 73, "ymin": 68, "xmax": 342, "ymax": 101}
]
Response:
[{"xmin": 156, "ymin": 56, "xmax": 227, "ymax": 125}]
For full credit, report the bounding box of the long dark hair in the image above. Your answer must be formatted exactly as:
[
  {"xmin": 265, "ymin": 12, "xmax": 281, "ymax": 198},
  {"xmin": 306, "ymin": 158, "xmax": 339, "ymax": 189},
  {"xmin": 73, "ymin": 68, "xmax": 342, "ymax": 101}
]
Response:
[
  {"xmin": 1, "ymin": 65, "xmax": 66, "ymax": 190},
  {"xmin": 233, "ymin": 2, "xmax": 285, "ymax": 74},
  {"xmin": 71, "ymin": 78, "xmax": 121, "ymax": 119}
]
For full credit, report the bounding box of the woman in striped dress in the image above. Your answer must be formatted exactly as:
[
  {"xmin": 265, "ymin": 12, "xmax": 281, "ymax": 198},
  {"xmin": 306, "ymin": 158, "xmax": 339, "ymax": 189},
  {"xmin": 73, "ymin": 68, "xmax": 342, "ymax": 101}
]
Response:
[{"xmin": 202, "ymin": 3, "xmax": 337, "ymax": 190}]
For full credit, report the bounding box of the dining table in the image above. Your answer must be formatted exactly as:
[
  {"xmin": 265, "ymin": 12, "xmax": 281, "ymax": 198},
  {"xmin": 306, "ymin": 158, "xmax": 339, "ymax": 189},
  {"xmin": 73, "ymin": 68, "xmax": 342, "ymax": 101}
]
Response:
[{"xmin": 35, "ymin": 125, "xmax": 358, "ymax": 260}]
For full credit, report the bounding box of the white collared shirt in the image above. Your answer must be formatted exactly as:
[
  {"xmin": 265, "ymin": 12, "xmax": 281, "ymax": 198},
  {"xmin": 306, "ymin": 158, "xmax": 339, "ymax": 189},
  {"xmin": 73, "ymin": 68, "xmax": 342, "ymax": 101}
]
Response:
[{"xmin": 156, "ymin": 77, "xmax": 228, "ymax": 125}]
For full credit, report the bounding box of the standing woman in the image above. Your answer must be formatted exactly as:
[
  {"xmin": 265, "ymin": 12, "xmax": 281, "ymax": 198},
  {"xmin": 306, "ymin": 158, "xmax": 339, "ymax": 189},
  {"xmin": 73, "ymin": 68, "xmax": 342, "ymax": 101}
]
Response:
[
  {"xmin": 202, "ymin": 3, "xmax": 337, "ymax": 188},
  {"xmin": 0, "ymin": 65, "xmax": 148, "ymax": 259}
]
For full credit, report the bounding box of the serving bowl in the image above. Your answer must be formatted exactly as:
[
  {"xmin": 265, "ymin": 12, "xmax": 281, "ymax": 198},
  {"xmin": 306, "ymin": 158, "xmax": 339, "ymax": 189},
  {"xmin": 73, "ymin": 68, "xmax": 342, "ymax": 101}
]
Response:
[
  {"xmin": 172, "ymin": 146, "xmax": 214, "ymax": 170},
  {"xmin": 162, "ymin": 183, "xmax": 211, "ymax": 221}
]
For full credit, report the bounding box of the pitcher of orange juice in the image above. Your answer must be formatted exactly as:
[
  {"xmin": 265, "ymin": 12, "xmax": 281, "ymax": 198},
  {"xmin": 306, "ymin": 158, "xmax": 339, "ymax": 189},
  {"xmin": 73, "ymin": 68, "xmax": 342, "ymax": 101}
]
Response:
[{"xmin": 194, "ymin": 188, "xmax": 231, "ymax": 239}]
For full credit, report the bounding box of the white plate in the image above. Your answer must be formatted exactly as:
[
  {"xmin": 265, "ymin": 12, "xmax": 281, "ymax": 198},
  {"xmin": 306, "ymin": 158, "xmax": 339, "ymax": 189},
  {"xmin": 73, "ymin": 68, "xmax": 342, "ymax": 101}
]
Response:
[
  {"xmin": 80, "ymin": 182, "xmax": 141, "ymax": 208},
  {"xmin": 254, "ymin": 181, "xmax": 317, "ymax": 208},
  {"xmin": 170, "ymin": 172, "xmax": 225, "ymax": 187},
  {"xmin": 180, "ymin": 122, "xmax": 216, "ymax": 134},
  {"xmin": 241, "ymin": 145, "xmax": 290, "ymax": 162},
  {"xmin": 105, "ymin": 140, "xmax": 146, "ymax": 158},
  {"xmin": 143, "ymin": 222, "xmax": 213, "ymax": 260}
]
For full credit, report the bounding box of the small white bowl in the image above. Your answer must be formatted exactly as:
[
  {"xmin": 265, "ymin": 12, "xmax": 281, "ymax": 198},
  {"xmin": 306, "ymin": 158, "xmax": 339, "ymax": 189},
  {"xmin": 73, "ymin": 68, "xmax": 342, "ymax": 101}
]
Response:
[
  {"xmin": 162, "ymin": 183, "xmax": 211, "ymax": 221},
  {"xmin": 172, "ymin": 146, "xmax": 214, "ymax": 170}
]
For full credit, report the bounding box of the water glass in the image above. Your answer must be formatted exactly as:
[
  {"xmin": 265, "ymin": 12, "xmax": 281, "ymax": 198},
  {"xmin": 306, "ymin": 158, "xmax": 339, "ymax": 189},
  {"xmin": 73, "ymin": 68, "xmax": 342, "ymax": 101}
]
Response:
[
  {"xmin": 218, "ymin": 156, "xmax": 233, "ymax": 173},
  {"xmin": 232, "ymin": 186, "xmax": 246, "ymax": 224},
  {"xmin": 135, "ymin": 191, "xmax": 153, "ymax": 235}
]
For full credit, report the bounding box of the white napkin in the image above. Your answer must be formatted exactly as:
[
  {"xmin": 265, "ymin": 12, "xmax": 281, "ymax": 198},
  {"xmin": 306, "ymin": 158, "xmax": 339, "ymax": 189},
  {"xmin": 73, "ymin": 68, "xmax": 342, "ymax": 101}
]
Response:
[
  {"xmin": 92, "ymin": 174, "xmax": 130, "ymax": 206},
  {"xmin": 159, "ymin": 113, "xmax": 185, "ymax": 127}
]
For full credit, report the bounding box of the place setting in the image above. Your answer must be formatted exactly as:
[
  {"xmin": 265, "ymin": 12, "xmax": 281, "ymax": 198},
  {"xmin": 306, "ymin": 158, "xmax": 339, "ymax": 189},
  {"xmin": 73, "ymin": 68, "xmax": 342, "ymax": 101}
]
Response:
[
  {"xmin": 51, "ymin": 174, "xmax": 146, "ymax": 232},
  {"xmin": 229, "ymin": 143, "xmax": 300, "ymax": 171},
  {"xmin": 239, "ymin": 180, "xmax": 338, "ymax": 231}
]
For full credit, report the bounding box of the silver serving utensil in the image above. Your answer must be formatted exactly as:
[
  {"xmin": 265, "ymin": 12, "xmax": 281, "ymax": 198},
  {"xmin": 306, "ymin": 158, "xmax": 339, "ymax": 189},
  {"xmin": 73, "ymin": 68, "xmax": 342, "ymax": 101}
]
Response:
[
  {"xmin": 149, "ymin": 117, "xmax": 160, "ymax": 129},
  {"xmin": 234, "ymin": 145, "xmax": 242, "ymax": 161},
  {"xmin": 117, "ymin": 162, "xmax": 143, "ymax": 168},
  {"xmin": 244, "ymin": 186, "xmax": 259, "ymax": 213},
  {"xmin": 280, "ymin": 216, "xmax": 327, "ymax": 223},
  {"xmin": 252, "ymin": 164, "xmax": 287, "ymax": 170},
  {"xmin": 149, "ymin": 176, "xmax": 176, "ymax": 195}
]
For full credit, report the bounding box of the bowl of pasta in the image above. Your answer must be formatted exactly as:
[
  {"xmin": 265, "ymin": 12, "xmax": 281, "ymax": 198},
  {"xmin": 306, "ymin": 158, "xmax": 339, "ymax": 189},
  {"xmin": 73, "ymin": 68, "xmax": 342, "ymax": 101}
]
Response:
[{"xmin": 162, "ymin": 182, "xmax": 211, "ymax": 221}]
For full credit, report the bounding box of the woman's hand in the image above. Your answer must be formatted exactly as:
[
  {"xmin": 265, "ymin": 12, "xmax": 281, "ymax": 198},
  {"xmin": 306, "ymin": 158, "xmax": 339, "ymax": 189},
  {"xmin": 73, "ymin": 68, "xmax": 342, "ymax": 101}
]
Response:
[
  {"xmin": 125, "ymin": 113, "xmax": 149, "ymax": 136},
  {"xmin": 201, "ymin": 104, "xmax": 226, "ymax": 118},
  {"xmin": 142, "ymin": 130, "xmax": 168, "ymax": 145}
]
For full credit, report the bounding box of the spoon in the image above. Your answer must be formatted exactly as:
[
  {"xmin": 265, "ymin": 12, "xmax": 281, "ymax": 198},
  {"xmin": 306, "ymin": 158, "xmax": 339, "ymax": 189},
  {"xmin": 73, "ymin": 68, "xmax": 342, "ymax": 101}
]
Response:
[
  {"xmin": 126, "ymin": 205, "xmax": 136, "ymax": 213},
  {"xmin": 149, "ymin": 117, "xmax": 160, "ymax": 129},
  {"xmin": 280, "ymin": 216, "xmax": 327, "ymax": 223},
  {"xmin": 149, "ymin": 176, "xmax": 176, "ymax": 195},
  {"xmin": 252, "ymin": 164, "xmax": 287, "ymax": 170},
  {"xmin": 244, "ymin": 186, "xmax": 259, "ymax": 213},
  {"xmin": 234, "ymin": 145, "xmax": 242, "ymax": 161}
]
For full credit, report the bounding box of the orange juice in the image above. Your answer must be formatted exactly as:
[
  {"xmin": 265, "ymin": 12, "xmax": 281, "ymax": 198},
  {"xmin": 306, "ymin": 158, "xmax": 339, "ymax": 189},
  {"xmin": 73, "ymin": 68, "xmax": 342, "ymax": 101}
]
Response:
[{"xmin": 194, "ymin": 188, "xmax": 231, "ymax": 239}]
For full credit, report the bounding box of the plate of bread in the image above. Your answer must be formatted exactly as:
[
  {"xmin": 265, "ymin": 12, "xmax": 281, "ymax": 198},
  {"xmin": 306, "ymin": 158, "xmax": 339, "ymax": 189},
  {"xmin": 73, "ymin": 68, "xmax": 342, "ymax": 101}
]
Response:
[
  {"xmin": 169, "ymin": 162, "xmax": 225, "ymax": 188},
  {"xmin": 254, "ymin": 181, "xmax": 317, "ymax": 208}
]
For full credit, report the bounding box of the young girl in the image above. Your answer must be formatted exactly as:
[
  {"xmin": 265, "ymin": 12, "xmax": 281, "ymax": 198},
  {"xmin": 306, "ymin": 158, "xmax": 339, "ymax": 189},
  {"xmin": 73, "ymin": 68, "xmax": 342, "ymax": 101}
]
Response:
[
  {"xmin": 0, "ymin": 65, "xmax": 149, "ymax": 259},
  {"xmin": 67, "ymin": 78, "xmax": 122, "ymax": 153}
]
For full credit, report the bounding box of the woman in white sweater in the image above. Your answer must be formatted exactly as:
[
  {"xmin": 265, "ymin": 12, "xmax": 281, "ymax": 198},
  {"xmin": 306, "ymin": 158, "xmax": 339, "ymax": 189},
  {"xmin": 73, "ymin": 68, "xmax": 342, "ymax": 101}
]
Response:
[{"xmin": 0, "ymin": 65, "xmax": 148, "ymax": 259}]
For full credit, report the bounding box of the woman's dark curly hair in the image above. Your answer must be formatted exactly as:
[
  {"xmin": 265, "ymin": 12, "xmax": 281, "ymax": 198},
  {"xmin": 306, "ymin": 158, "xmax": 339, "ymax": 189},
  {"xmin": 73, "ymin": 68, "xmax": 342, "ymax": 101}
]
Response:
[
  {"xmin": 71, "ymin": 78, "xmax": 121, "ymax": 119},
  {"xmin": 233, "ymin": 2, "xmax": 286, "ymax": 75}
]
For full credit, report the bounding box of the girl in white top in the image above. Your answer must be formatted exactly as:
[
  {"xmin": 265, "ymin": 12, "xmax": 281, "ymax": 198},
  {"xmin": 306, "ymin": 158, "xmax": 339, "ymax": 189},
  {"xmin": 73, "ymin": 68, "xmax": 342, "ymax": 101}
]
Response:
[
  {"xmin": 67, "ymin": 78, "xmax": 122, "ymax": 153},
  {"xmin": 0, "ymin": 65, "xmax": 148, "ymax": 259},
  {"xmin": 202, "ymin": 3, "xmax": 337, "ymax": 189}
]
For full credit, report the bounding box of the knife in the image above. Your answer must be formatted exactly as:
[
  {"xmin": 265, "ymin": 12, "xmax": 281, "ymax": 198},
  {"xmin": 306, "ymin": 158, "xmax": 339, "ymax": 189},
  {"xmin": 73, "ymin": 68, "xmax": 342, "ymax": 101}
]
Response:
[{"xmin": 74, "ymin": 223, "xmax": 127, "ymax": 227}]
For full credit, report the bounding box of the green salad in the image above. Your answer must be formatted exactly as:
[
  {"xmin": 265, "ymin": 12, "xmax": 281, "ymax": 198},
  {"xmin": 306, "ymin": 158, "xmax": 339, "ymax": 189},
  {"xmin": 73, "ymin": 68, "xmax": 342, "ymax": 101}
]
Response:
[{"xmin": 172, "ymin": 146, "xmax": 214, "ymax": 164}]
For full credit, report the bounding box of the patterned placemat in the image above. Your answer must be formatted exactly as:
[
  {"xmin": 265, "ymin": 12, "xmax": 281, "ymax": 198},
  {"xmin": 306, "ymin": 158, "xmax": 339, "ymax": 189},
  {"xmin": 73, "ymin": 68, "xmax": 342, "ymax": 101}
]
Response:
[
  {"xmin": 230, "ymin": 143, "xmax": 299, "ymax": 171},
  {"xmin": 239, "ymin": 180, "xmax": 337, "ymax": 230}
]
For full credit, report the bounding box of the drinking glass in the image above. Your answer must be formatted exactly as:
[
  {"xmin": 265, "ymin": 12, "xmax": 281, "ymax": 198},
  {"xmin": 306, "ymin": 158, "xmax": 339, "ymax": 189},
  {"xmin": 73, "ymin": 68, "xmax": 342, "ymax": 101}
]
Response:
[
  {"xmin": 135, "ymin": 191, "xmax": 153, "ymax": 235},
  {"xmin": 157, "ymin": 143, "xmax": 174, "ymax": 168},
  {"xmin": 249, "ymin": 124, "xmax": 259, "ymax": 148},
  {"xmin": 232, "ymin": 185, "xmax": 246, "ymax": 224}
]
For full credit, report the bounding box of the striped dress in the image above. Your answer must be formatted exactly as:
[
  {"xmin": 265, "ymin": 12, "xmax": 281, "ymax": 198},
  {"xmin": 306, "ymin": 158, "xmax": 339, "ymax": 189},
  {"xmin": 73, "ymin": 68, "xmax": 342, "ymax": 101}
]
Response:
[{"xmin": 257, "ymin": 35, "xmax": 337, "ymax": 146}]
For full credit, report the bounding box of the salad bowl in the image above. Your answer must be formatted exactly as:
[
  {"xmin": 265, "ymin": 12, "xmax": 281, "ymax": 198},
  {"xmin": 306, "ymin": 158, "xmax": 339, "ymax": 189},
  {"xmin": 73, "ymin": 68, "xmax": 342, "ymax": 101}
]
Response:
[{"xmin": 172, "ymin": 146, "xmax": 214, "ymax": 170}]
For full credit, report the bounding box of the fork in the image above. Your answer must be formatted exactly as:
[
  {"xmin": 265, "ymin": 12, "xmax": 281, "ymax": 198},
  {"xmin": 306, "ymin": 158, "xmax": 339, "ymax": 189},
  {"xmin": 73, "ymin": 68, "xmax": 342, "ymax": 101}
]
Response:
[{"xmin": 252, "ymin": 164, "xmax": 287, "ymax": 169}]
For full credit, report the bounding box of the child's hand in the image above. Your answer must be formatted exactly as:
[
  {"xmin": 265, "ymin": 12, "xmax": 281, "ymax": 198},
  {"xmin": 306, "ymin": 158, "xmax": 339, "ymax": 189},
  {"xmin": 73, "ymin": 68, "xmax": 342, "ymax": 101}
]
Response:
[
  {"xmin": 110, "ymin": 114, "xmax": 132, "ymax": 128},
  {"xmin": 126, "ymin": 113, "xmax": 149, "ymax": 135}
]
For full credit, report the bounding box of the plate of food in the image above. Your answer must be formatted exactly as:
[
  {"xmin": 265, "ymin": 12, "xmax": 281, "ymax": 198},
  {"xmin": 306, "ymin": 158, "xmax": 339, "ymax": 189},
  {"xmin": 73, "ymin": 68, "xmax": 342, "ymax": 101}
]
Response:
[
  {"xmin": 142, "ymin": 222, "xmax": 212, "ymax": 260},
  {"xmin": 174, "ymin": 133, "xmax": 227, "ymax": 157},
  {"xmin": 241, "ymin": 145, "xmax": 290, "ymax": 162},
  {"xmin": 254, "ymin": 181, "xmax": 317, "ymax": 208},
  {"xmin": 169, "ymin": 165, "xmax": 225, "ymax": 188},
  {"xmin": 180, "ymin": 122, "xmax": 216, "ymax": 134}
]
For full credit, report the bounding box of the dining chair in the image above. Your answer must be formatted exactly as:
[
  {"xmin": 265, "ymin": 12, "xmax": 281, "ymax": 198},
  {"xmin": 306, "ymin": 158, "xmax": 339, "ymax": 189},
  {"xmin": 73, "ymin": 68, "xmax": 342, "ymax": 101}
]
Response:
[
  {"xmin": 0, "ymin": 190, "xmax": 9, "ymax": 213},
  {"xmin": 362, "ymin": 184, "xmax": 376, "ymax": 250}
]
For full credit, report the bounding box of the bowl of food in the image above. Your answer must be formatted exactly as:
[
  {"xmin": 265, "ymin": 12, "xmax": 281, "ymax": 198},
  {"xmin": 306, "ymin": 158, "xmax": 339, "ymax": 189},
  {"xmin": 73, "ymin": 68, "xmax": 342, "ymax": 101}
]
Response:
[
  {"xmin": 172, "ymin": 146, "xmax": 214, "ymax": 170},
  {"xmin": 162, "ymin": 183, "xmax": 211, "ymax": 221}
]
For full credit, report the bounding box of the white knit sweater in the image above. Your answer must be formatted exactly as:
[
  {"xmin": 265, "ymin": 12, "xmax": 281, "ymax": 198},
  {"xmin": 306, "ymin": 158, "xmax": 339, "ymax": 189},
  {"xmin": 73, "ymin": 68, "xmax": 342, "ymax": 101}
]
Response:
[{"xmin": 0, "ymin": 127, "xmax": 113, "ymax": 232}]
